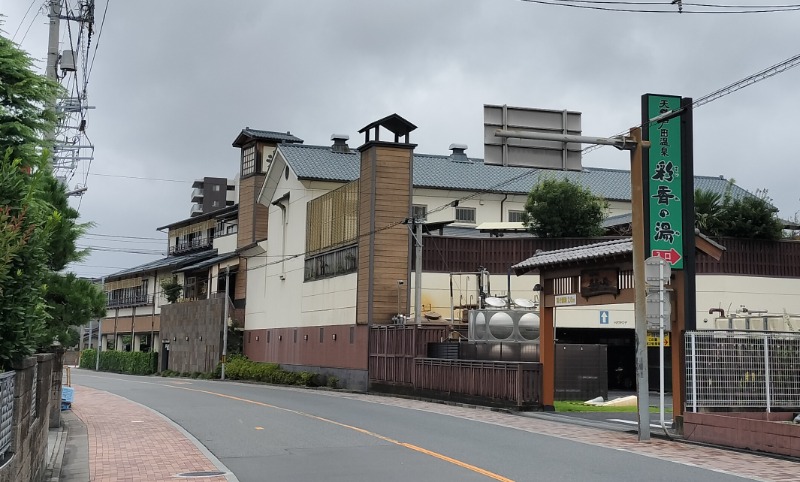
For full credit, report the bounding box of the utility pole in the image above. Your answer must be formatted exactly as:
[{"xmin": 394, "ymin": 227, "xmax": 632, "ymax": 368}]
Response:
[
  {"xmin": 45, "ymin": 0, "xmax": 61, "ymax": 82},
  {"xmin": 221, "ymin": 266, "xmax": 230, "ymax": 380},
  {"xmin": 413, "ymin": 219, "xmax": 423, "ymax": 326},
  {"xmin": 96, "ymin": 276, "xmax": 104, "ymax": 370},
  {"xmin": 496, "ymin": 127, "xmax": 652, "ymax": 440}
]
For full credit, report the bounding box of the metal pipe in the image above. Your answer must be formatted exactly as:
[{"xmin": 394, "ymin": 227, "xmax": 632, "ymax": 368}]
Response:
[
  {"xmin": 495, "ymin": 129, "xmax": 640, "ymax": 150},
  {"xmin": 221, "ymin": 266, "xmax": 230, "ymax": 380},
  {"xmin": 764, "ymin": 335, "xmax": 771, "ymax": 413},
  {"xmin": 690, "ymin": 331, "xmax": 697, "ymax": 412},
  {"xmin": 449, "ymin": 274, "xmax": 454, "ymax": 324}
]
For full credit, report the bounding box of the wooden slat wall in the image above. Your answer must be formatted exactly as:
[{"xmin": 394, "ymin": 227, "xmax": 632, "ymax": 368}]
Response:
[
  {"xmin": 357, "ymin": 145, "xmax": 412, "ymax": 325},
  {"xmin": 237, "ymin": 178, "xmax": 255, "ymax": 247},
  {"xmin": 306, "ymin": 180, "xmax": 359, "ymax": 254},
  {"xmin": 422, "ymin": 236, "xmax": 800, "ymax": 278}
]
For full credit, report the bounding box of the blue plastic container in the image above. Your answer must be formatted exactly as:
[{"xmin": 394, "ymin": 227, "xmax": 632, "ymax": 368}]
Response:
[{"xmin": 61, "ymin": 386, "xmax": 74, "ymax": 404}]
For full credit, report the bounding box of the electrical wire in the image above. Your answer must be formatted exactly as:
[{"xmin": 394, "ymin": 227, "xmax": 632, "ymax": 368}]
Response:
[
  {"xmin": 85, "ymin": 0, "xmax": 108, "ymax": 85},
  {"xmin": 11, "ymin": 0, "xmax": 40, "ymax": 42},
  {"xmin": 524, "ymin": 0, "xmax": 800, "ymax": 13},
  {"xmin": 583, "ymin": 51, "xmax": 800, "ymax": 156},
  {"xmin": 88, "ymin": 172, "xmax": 193, "ymax": 183},
  {"xmin": 85, "ymin": 232, "xmax": 166, "ymax": 241}
]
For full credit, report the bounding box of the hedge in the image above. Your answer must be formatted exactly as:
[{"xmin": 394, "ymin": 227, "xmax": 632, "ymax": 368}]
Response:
[
  {"xmin": 222, "ymin": 355, "xmax": 315, "ymax": 386},
  {"xmin": 79, "ymin": 349, "xmax": 158, "ymax": 375}
]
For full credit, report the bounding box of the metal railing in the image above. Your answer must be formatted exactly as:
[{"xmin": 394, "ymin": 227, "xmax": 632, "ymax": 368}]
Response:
[
  {"xmin": 169, "ymin": 237, "xmax": 213, "ymax": 255},
  {"xmin": 106, "ymin": 294, "xmax": 153, "ymax": 309},
  {"xmin": 0, "ymin": 371, "xmax": 14, "ymax": 459},
  {"xmin": 686, "ymin": 331, "xmax": 800, "ymax": 411}
]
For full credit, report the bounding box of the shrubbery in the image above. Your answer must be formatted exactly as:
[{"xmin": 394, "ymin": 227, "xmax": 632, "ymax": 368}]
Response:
[
  {"xmin": 221, "ymin": 355, "xmax": 316, "ymax": 386},
  {"xmin": 79, "ymin": 349, "xmax": 158, "ymax": 375}
]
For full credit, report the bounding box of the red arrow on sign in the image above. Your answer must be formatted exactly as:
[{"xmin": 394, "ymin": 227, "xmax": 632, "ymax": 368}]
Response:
[{"xmin": 652, "ymin": 248, "xmax": 681, "ymax": 265}]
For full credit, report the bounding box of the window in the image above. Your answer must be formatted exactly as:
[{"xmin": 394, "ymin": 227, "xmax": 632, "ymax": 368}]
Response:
[
  {"xmin": 241, "ymin": 146, "xmax": 256, "ymax": 176},
  {"xmin": 212, "ymin": 200, "xmax": 220, "ymax": 207},
  {"xmin": 412, "ymin": 204, "xmax": 427, "ymax": 221},
  {"xmin": 455, "ymin": 207, "xmax": 476, "ymax": 224},
  {"xmin": 212, "ymin": 185, "xmax": 221, "ymax": 192},
  {"xmin": 508, "ymin": 210, "xmax": 526, "ymax": 222}
]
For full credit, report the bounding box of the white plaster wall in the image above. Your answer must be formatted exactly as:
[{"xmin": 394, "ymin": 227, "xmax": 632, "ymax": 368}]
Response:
[
  {"xmin": 301, "ymin": 274, "xmax": 357, "ymax": 326},
  {"xmin": 245, "ymin": 164, "xmax": 347, "ymax": 329},
  {"xmin": 412, "ymin": 272, "xmax": 541, "ymax": 321},
  {"xmin": 412, "ymin": 189, "xmax": 631, "ymax": 226},
  {"xmin": 213, "ymin": 233, "xmax": 237, "ymax": 254},
  {"xmin": 539, "ymin": 275, "xmax": 800, "ymax": 331}
]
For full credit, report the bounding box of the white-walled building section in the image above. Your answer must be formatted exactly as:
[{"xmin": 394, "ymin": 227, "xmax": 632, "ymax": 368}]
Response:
[{"xmin": 410, "ymin": 190, "xmax": 630, "ymax": 226}]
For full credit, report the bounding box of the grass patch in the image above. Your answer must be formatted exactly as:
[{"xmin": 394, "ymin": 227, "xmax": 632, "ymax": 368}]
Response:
[{"xmin": 555, "ymin": 401, "xmax": 672, "ymax": 413}]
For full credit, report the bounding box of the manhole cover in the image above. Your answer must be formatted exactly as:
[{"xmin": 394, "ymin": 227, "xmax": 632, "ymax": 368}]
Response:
[{"xmin": 175, "ymin": 471, "xmax": 226, "ymax": 478}]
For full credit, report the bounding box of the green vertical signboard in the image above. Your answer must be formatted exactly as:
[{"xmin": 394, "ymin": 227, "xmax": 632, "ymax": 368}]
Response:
[{"xmin": 645, "ymin": 94, "xmax": 683, "ymax": 269}]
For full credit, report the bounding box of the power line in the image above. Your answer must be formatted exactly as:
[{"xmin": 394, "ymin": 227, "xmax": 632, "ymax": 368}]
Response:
[
  {"xmin": 583, "ymin": 51, "xmax": 800, "ymax": 156},
  {"xmin": 523, "ymin": 0, "xmax": 800, "ymax": 13},
  {"xmin": 85, "ymin": 0, "xmax": 108, "ymax": 84},
  {"xmin": 11, "ymin": 0, "xmax": 40, "ymax": 41},
  {"xmin": 85, "ymin": 232, "xmax": 166, "ymax": 241},
  {"xmin": 88, "ymin": 172, "xmax": 192, "ymax": 183}
]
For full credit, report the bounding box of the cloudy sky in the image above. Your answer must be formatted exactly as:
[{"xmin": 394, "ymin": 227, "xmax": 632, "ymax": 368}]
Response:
[{"xmin": 3, "ymin": 0, "xmax": 799, "ymax": 279}]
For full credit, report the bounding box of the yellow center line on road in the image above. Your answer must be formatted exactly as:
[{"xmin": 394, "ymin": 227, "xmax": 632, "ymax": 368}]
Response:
[{"xmin": 164, "ymin": 384, "xmax": 514, "ymax": 482}]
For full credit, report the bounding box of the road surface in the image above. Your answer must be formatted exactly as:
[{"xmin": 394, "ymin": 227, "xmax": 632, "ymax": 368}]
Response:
[{"xmin": 71, "ymin": 370, "xmax": 755, "ymax": 482}]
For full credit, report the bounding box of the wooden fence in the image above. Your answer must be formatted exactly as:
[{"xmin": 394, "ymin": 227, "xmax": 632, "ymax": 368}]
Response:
[
  {"xmin": 422, "ymin": 236, "xmax": 800, "ymax": 278},
  {"xmin": 369, "ymin": 325, "xmax": 542, "ymax": 408}
]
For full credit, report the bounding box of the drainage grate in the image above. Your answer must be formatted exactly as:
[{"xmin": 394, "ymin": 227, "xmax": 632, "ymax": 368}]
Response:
[{"xmin": 175, "ymin": 471, "xmax": 226, "ymax": 478}]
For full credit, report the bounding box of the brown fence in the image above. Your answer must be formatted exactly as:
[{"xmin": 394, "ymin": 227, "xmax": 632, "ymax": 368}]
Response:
[
  {"xmin": 423, "ymin": 236, "xmax": 800, "ymax": 278},
  {"xmin": 369, "ymin": 325, "xmax": 542, "ymax": 408},
  {"xmin": 368, "ymin": 325, "xmax": 447, "ymax": 386},
  {"xmin": 414, "ymin": 358, "xmax": 541, "ymax": 407}
]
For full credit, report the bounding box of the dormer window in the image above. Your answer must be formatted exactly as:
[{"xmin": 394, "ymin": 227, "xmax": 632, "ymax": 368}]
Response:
[{"xmin": 242, "ymin": 146, "xmax": 256, "ymax": 176}]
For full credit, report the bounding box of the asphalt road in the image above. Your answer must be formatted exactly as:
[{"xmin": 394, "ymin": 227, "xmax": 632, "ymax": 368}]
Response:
[{"xmin": 72, "ymin": 370, "xmax": 752, "ymax": 482}]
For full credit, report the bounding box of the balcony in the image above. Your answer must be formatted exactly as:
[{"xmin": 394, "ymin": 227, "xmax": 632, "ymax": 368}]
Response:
[
  {"xmin": 169, "ymin": 237, "xmax": 213, "ymax": 255},
  {"xmin": 191, "ymin": 187, "xmax": 204, "ymax": 203},
  {"xmin": 107, "ymin": 294, "xmax": 153, "ymax": 309}
]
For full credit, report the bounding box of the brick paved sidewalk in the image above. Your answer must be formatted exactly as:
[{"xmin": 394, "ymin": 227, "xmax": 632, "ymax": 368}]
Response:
[{"xmin": 71, "ymin": 385, "xmax": 230, "ymax": 482}]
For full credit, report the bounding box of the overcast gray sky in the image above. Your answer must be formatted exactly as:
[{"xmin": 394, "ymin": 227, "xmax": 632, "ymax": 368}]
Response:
[{"xmin": 3, "ymin": 0, "xmax": 799, "ymax": 279}]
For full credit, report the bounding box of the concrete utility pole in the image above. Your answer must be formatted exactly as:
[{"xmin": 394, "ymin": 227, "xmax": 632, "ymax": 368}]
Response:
[
  {"xmin": 413, "ymin": 220, "xmax": 423, "ymax": 326},
  {"xmin": 496, "ymin": 127, "xmax": 652, "ymax": 441},
  {"xmin": 629, "ymin": 127, "xmax": 650, "ymax": 441},
  {"xmin": 221, "ymin": 266, "xmax": 230, "ymax": 380},
  {"xmin": 45, "ymin": 0, "xmax": 61, "ymax": 82}
]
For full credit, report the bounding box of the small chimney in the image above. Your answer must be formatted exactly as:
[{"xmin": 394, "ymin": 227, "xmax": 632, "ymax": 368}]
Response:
[
  {"xmin": 449, "ymin": 143, "xmax": 470, "ymax": 163},
  {"xmin": 331, "ymin": 134, "xmax": 350, "ymax": 153}
]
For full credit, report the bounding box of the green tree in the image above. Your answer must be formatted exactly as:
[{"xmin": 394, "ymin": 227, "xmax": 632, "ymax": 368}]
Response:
[
  {"xmin": 160, "ymin": 278, "xmax": 183, "ymax": 303},
  {"xmin": 0, "ymin": 33, "xmax": 104, "ymax": 365},
  {"xmin": 522, "ymin": 178, "xmax": 608, "ymax": 238},
  {"xmin": 0, "ymin": 153, "xmax": 54, "ymax": 366},
  {"xmin": 694, "ymin": 188, "xmax": 723, "ymax": 234},
  {"xmin": 0, "ymin": 34, "xmax": 60, "ymax": 166},
  {"xmin": 695, "ymin": 185, "xmax": 783, "ymax": 240}
]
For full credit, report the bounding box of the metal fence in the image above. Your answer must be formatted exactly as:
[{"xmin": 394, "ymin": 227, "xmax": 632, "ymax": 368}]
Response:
[
  {"xmin": 685, "ymin": 331, "xmax": 800, "ymax": 411},
  {"xmin": 0, "ymin": 371, "xmax": 14, "ymax": 459}
]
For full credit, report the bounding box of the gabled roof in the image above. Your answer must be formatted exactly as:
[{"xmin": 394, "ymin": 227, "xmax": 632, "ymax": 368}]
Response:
[
  {"xmin": 276, "ymin": 143, "xmax": 751, "ymax": 202},
  {"xmin": 173, "ymin": 252, "xmax": 238, "ymax": 273},
  {"xmin": 105, "ymin": 250, "xmax": 218, "ymax": 281},
  {"xmin": 513, "ymin": 238, "xmax": 633, "ymax": 274},
  {"xmin": 232, "ymin": 128, "xmax": 303, "ymax": 147}
]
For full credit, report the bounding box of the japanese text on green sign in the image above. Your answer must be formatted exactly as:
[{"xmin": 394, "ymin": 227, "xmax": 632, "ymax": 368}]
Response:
[{"xmin": 647, "ymin": 95, "xmax": 683, "ymax": 269}]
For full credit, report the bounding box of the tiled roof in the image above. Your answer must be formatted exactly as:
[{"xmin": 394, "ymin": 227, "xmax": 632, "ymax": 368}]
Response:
[
  {"xmin": 242, "ymin": 129, "xmax": 303, "ymax": 144},
  {"xmin": 277, "ymin": 144, "xmax": 752, "ymax": 202},
  {"xmin": 512, "ymin": 238, "xmax": 632, "ymax": 273},
  {"xmin": 173, "ymin": 252, "xmax": 238, "ymax": 273},
  {"xmin": 105, "ymin": 250, "xmax": 218, "ymax": 281}
]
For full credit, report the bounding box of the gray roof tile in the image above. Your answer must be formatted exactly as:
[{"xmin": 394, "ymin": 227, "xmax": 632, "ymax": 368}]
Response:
[
  {"xmin": 243, "ymin": 129, "xmax": 303, "ymax": 144},
  {"xmin": 512, "ymin": 238, "xmax": 632, "ymax": 272},
  {"xmin": 277, "ymin": 144, "xmax": 752, "ymax": 202},
  {"xmin": 105, "ymin": 250, "xmax": 218, "ymax": 281}
]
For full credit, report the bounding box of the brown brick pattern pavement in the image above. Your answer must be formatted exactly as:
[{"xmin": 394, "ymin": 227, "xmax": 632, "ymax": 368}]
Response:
[{"xmin": 71, "ymin": 385, "xmax": 227, "ymax": 482}]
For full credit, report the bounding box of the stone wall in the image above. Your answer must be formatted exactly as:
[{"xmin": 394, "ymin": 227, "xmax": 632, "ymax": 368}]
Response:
[
  {"xmin": 0, "ymin": 354, "xmax": 56, "ymax": 482},
  {"xmin": 160, "ymin": 298, "xmax": 225, "ymax": 373}
]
